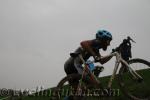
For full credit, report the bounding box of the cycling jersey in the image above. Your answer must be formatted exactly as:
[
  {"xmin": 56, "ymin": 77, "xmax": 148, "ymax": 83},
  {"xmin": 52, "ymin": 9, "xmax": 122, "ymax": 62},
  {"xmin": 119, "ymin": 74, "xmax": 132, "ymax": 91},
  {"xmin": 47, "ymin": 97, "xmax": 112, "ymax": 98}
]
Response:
[{"xmin": 64, "ymin": 39, "xmax": 102, "ymax": 75}]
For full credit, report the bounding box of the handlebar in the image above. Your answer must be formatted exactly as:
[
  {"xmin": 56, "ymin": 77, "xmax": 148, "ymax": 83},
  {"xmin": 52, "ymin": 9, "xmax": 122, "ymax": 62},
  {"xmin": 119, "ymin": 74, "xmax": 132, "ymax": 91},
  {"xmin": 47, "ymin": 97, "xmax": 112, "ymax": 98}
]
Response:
[
  {"xmin": 112, "ymin": 36, "xmax": 136, "ymax": 52},
  {"xmin": 122, "ymin": 36, "xmax": 136, "ymax": 45},
  {"xmin": 127, "ymin": 36, "xmax": 136, "ymax": 43},
  {"xmin": 112, "ymin": 36, "xmax": 135, "ymax": 61}
]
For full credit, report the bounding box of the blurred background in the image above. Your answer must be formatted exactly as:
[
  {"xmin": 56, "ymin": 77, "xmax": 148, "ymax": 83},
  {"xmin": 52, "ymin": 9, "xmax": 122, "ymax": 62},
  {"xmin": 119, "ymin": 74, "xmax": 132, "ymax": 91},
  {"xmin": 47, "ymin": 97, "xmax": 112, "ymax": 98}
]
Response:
[{"xmin": 0, "ymin": 0, "xmax": 150, "ymax": 90}]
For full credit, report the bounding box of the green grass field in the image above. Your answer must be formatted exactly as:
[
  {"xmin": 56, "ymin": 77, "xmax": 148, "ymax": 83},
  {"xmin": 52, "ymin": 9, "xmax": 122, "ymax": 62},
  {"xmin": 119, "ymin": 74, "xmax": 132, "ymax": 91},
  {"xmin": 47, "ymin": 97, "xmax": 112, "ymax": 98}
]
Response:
[{"xmin": 1, "ymin": 69, "xmax": 150, "ymax": 100}]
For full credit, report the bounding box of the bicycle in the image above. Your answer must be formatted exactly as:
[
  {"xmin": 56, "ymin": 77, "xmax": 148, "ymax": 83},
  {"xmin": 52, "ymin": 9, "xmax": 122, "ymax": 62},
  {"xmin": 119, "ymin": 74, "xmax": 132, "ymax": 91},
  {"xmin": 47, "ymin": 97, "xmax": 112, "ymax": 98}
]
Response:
[{"xmin": 53, "ymin": 36, "xmax": 150, "ymax": 100}]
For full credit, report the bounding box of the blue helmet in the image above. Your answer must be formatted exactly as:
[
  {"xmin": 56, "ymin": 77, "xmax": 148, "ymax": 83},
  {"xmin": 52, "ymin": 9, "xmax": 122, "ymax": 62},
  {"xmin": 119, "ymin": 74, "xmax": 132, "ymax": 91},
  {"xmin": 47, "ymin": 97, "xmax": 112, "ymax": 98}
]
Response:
[{"xmin": 96, "ymin": 30, "xmax": 112, "ymax": 41}]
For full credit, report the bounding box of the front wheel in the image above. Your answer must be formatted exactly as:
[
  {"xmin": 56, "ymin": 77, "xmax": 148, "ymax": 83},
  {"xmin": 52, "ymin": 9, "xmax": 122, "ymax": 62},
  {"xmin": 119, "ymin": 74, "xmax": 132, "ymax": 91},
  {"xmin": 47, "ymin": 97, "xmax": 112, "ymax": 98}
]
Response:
[{"xmin": 118, "ymin": 58, "xmax": 150, "ymax": 100}]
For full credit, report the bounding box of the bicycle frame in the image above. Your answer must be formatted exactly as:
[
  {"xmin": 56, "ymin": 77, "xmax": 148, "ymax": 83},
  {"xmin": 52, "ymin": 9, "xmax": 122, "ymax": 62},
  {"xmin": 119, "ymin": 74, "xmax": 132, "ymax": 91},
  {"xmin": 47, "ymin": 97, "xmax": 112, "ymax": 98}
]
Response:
[{"xmin": 79, "ymin": 52, "xmax": 143, "ymax": 89}]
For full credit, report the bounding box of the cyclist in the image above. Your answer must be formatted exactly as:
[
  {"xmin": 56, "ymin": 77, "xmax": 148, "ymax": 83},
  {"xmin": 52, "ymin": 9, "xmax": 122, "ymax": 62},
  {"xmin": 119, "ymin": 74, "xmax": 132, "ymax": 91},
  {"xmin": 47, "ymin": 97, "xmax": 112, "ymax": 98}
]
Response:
[
  {"xmin": 63, "ymin": 29, "xmax": 113, "ymax": 100},
  {"xmin": 64, "ymin": 29, "xmax": 113, "ymax": 80}
]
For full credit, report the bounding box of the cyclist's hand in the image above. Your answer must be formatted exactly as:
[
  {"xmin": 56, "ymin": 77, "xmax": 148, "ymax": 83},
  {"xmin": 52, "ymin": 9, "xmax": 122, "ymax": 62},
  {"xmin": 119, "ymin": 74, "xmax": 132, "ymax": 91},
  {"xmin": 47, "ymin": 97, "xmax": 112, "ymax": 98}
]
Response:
[{"xmin": 111, "ymin": 52, "xmax": 117, "ymax": 57}]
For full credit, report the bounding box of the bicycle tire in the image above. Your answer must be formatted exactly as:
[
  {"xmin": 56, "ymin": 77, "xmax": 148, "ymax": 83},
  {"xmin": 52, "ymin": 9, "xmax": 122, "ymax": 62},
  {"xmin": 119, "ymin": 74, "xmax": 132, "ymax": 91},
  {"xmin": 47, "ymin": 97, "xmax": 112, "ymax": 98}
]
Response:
[
  {"xmin": 56, "ymin": 74, "xmax": 83, "ymax": 100},
  {"xmin": 56, "ymin": 74, "xmax": 106, "ymax": 100},
  {"xmin": 118, "ymin": 58, "xmax": 150, "ymax": 100}
]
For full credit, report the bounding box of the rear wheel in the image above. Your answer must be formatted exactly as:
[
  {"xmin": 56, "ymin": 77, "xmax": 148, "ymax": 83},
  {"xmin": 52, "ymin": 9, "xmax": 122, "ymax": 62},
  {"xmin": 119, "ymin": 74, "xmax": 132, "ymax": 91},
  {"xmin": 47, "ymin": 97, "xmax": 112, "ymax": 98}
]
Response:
[
  {"xmin": 118, "ymin": 58, "xmax": 150, "ymax": 100},
  {"xmin": 55, "ymin": 74, "xmax": 104, "ymax": 100},
  {"xmin": 56, "ymin": 74, "xmax": 84, "ymax": 100}
]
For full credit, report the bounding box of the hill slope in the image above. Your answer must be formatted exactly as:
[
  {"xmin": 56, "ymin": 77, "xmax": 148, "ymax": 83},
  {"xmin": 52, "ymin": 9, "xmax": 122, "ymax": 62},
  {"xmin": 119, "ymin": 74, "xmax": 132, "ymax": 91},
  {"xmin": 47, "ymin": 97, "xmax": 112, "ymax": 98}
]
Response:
[{"xmin": 1, "ymin": 69, "xmax": 150, "ymax": 100}]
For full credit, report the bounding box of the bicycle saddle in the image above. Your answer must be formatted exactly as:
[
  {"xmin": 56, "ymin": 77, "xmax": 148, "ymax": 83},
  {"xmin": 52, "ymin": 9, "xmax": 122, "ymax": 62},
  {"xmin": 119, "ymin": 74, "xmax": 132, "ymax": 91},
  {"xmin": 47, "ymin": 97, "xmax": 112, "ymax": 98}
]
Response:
[{"xmin": 70, "ymin": 52, "xmax": 81, "ymax": 58}]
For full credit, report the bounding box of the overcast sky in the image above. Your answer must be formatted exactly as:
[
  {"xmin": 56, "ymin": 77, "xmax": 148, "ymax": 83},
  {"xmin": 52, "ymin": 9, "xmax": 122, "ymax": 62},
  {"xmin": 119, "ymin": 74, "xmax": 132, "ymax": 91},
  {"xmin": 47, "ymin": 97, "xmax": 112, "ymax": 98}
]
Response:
[{"xmin": 0, "ymin": 0, "xmax": 150, "ymax": 90}]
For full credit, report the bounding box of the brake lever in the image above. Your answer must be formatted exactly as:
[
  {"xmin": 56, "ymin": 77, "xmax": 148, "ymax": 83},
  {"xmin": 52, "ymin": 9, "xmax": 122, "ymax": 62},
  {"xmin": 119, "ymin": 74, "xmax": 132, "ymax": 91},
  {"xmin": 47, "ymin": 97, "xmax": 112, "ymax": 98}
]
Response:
[
  {"xmin": 127, "ymin": 36, "xmax": 136, "ymax": 43},
  {"xmin": 131, "ymin": 39, "xmax": 136, "ymax": 43}
]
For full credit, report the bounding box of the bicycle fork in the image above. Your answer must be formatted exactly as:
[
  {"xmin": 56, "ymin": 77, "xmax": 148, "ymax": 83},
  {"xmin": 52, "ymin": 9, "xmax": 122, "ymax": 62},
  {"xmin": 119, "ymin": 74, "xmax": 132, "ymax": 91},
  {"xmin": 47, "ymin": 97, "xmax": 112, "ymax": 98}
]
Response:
[{"xmin": 122, "ymin": 59, "xmax": 143, "ymax": 82}]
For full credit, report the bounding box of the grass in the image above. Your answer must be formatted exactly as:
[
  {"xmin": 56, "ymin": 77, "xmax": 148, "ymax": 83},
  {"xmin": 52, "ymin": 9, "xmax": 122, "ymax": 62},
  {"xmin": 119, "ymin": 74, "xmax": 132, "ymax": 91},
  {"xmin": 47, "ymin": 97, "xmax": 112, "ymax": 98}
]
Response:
[{"xmin": 1, "ymin": 69, "xmax": 150, "ymax": 100}]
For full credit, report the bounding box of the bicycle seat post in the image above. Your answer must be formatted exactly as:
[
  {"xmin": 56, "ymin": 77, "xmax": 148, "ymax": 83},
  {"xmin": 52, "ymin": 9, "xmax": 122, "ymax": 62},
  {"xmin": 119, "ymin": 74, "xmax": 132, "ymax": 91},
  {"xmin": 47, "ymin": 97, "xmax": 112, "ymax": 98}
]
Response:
[{"xmin": 79, "ymin": 54, "xmax": 86, "ymax": 65}]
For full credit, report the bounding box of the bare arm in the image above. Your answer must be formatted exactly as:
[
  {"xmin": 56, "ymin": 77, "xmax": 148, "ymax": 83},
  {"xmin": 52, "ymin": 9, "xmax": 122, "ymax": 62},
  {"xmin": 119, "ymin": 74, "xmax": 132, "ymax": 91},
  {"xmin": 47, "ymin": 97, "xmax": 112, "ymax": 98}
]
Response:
[
  {"xmin": 99, "ymin": 55, "xmax": 113, "ymax": 64},
  {"xmin": 80, "ymin": 40, "xmax": 98, "ymax": 57},
  {"xmin": 80, "ymin": 40, "xmax": 113, "ymax": 64}
]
